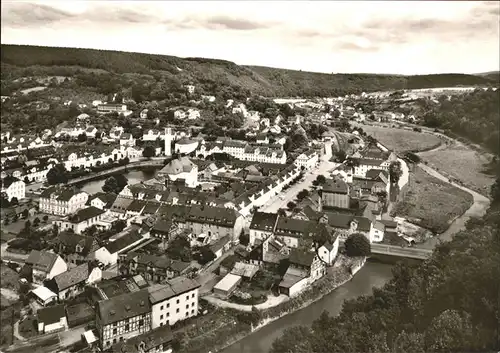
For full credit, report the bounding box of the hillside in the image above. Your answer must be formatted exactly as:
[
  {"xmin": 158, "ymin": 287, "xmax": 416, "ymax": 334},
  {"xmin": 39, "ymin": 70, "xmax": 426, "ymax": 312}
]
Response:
[{"xmin": 1, "ymin": 45, "xmax": 496, "ymax": 97}]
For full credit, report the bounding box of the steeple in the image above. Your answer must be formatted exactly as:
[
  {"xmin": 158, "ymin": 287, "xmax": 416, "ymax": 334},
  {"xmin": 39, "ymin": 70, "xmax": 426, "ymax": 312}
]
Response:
[{"xmin": 164, "ymin": 127, "xmax": 172, "ymax": 157}]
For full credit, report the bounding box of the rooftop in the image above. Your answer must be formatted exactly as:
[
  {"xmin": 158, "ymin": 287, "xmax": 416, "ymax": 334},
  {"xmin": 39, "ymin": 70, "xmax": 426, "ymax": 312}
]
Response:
[
  {"xmin": 148, "ymin": 276, "xmax": 200, "ymax": 304},
  {"xmin": 97, "ymin": 289, "xmax": 150, "ymax": 325}
]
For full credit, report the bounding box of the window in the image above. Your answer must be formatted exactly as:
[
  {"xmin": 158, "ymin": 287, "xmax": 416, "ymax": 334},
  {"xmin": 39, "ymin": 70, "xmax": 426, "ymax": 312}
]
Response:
[
  {"xmin": 113, "ymin": 328, "xmax": 117, "ymax": 335},
  {"xmin": 160, "ymin": 305, "xmax": 163, "ymax": 310},
  {"xmin": 160, "ymin": 315, "xmax": 163, "ymax": 319},
  {"xmin": 167, "ymin": 312, "xmax": 170, "ymax": 317},
  {"xmin": 160, "ymin": 322, "xmax": 163, "ymax": 327},
  {"xmin": 120, "ymin": 337, "xmax": 124, "ymax": 341},
  {"xmin": 113, "ymin": 339, "xmax": 117, "ymax": 344},
  {"xmin": 186, "ymin": 304, "xmax": 189, "ymax": 309},
  {"xmin": 192, "ymin": 293, "xmax": 195, "ymax": 298},
  {"xmin": 176, "ymin": 308, "xmax": 179, "ymax": 313},
  {"xmin": 106, "ymin": 341, "xmax": 110, "ymax": 347},
  {"xmin": 192, "ymin": 303, "xmax": 195, "ymax": 307},
  {"xmin": 139, "ymin": 319, "xmax": 144, "ymax": 326},
  {"xmin": 191, "ymin": 309, "xmax": 195, "ymax": 314},
  {"xmin": 125, "ymin": 324, "xmax": 129, "ymax": 331},
  {"xmin": 167, "ymin": 303, "xmax": 170, "ymax": 308},
  {"xmin": 186, "ymin": 295, "xmax": 189, "ymax": 300},
  {"xmin": 176, "ymin": 299, "xmax": 179, "ymax": 304}
]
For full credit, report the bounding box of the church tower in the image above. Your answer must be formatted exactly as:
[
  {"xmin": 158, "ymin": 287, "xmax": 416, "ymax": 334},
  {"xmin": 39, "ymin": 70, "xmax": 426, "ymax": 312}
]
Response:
[{"xmin": 164, "ymin": 127, "xmax": 172, "ymax": 157}]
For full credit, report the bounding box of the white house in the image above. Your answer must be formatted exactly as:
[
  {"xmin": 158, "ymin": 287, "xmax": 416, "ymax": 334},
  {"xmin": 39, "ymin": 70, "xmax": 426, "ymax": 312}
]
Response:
[
  {"xmin": 174, "ymin": 110, "xmax": 186, "ymax": 120},
  {"xmin": 294, "ymin": 150, "xmax": 318, "ymax": 170},
  {"xmin": 1, "ymin": 176, "xmax": 25, "ymax": 201},
  {"xmin": 317, "ymin": 236, "xmax": 340, "ymax": 266},
  {"xmin": 148, "ymin": 277, "xmax": 201, "ymax": 328},
  {"xmin": 157, "ymin": 156, "xmax": 198, "ymax": 188},
  {"xmin": 187, "ymin": 108, "xmax": 200, "ymax": 120},
  {"xmin": 119, "ymin": 133, "xmax": 136, "ymax": 147},
  {"xmin": 174, "ymin": 139, "xmax": 199, "ymax": 155},
  {"xmin": 249, "ymin": 212, "xmax": 279, "ymax": 246},
  {"xmin": 47, "ymin": 262, "xmax": 102, "ymax": 301},
  {"xmin": 85, "ymin": 126, "xmax": 98, "ymax": 138},
  {"xmin": 140, "ymin": 109, "xmax": 149, "ymax": 119},
  {"xmin": 37, "ymin": 304, "xmax": 68, "ymax": 334},
  {"xmin": 143, "ymin": 129, "xmax": 161, "ymax": 141},
  {"xmin": 53, "ymin": 206, "xmax": 106, "ymax": 234},
  {"xmin": 91, "ymin": 230, "xmax": 144, "ymax": 266},
  {"xmin": 39, "ymin": 187, "xmax": 89, "ymax": 216},
  {"xmin": 25, "ymin": 250, "xmax": 68, "ymax": 285}
]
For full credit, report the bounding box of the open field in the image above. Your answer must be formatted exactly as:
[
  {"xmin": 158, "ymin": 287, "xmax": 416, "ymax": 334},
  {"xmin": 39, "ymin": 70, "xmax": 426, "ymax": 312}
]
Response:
[
  {"xmin": 358, "ymin": 124, "xmax": 442, "ymax": 152},
  {"xmin": 418, "ymin": 143, "xmax": 495, "ymax": 197},
  {"xmin": 392, "ymin": 166, "xmax": 474, "ymax": 234}
]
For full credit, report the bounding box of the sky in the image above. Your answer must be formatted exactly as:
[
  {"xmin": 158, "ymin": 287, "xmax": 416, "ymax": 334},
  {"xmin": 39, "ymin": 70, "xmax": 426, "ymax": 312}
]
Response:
[{"xmin": 1, "ymin": 1, "xmax": 499, "ymax": 75}]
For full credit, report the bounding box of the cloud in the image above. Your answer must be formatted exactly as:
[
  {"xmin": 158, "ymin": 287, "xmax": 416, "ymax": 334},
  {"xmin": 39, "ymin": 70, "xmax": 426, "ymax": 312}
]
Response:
[{"xmin": 1, "ymin": 3, "xmax": 75, "ymax": 28}]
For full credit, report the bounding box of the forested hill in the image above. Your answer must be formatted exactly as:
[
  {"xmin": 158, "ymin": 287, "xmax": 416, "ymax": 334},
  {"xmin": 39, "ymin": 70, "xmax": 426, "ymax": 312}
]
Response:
[{"xmin": 1, "ymin": 44, "xmax": 496, "ymax": 97}]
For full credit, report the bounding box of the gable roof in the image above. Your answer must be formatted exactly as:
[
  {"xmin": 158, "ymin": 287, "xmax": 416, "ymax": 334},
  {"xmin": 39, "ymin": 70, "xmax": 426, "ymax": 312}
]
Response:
[
  {"xmin": 52, "ymin": 263, "xmax": 91, "ymax": 291},
  {"xmin": 97, "ymin": 289, "xmax": 150, "ymax": 325},
  {"xmin": 158, "ymin": 156, "xmax": 196, "ymax": 175},
  {"xmin": 88, "ymin": 192, "xmax": 117, "ymax": 208},
  {"xmin": 250, "ymin": 212, "xmax": 279, "ymax": 232},
  {"xmin": 67, "ymin": 206, "xmax": 105, "ymax": 224},
  {"xmin": 37, "ymin": 304, "xmax": 66, "ymax": 325},
  {"xmin": 148, "ymin": 276, "xmax": 200, "ymax": 304},
  {"xmin": 104, "ymin": 230, "xmax": 143, "ymax": 254},
  {"xmin": 323, "ymin": 178, "xmax": 349, "ymax": 194},
  {"xmin": 26, "ymin": 250, "xmax": 60, "ymax": 272},
  {"xmin": 289, "ymin": 249, "xmax": 316, "ymax": 268}
]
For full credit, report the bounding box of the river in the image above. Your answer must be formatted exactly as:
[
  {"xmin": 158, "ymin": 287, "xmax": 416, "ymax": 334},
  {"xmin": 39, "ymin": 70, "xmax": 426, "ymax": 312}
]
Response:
[
  {"xmin": 79, "ymin": 169, "xmax": 157, "ymax": 194},
  {"xmin": 221, "ymin": 262, "xmax": 394, "ymax": 353}
]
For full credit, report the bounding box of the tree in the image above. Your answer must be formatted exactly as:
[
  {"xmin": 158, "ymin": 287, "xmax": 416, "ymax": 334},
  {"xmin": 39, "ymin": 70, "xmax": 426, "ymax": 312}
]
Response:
[
  {"xmin": 33, "ymin": 217, "xmax": 40, "ymax": 227},
  {"xmin": 344, "ymin": 157, "xmax": 359, "ymax": 170},
  {"xmin": 43, "ymin": 215, "xmax": 49, "ymax": 223},
  {"xmin": 112, "ymin": 219, "xmax": 126, "ymax": 233},
  {"xmin": 287, "ymin": 201, "xmax": 296, "ymax": 210},
  {"xmin": 0, "ymin": 193, "xmax": 10, "ymax": 208},
  {"xmin": 297, "ymin": 189, "xmax": 309, "ymax": 201},
  {"xmin": 193, "ymin": 246, "xmax": 215, "ymax": 265},
  {"xmin": 10, "ymin": 197, "xmax": 18, "ymax": 206},
  {"xmin": 491, "ymin": 177, "xmax": 500, "ymax": 204},
  {"xmin": 46, "ymin": 164, "xmax": 68, "ymax": 185},
  {"xmin": 277, "ymin": 209, "xmax": 287, "ymax": 217},
  {"xmin": 102, "ymin": 175, "xmax": 128, "ymax": 194},
  {"xmin": 142, "ymin": 145, "xmax": 156, "ymax": 158},
  {"xmin": 315, "ymin": 175, "xmax": 326, "ymax": 185},
  {"xmin": 344, "ymin": 233, "xmax": 371, "ymax": 257},
  {"xmin": 21, "ymin": 209, "xmax": 29, "ymax": 219},
  {"xmin": 332, "ymin": 150, "xmax": 347, "ymax": 162},
  {"xmin": 23, "ymin": 176, "xmax": 30, "ymax": 184},
  {"xmin": 239, "ymin": 231, "xmax": 249, "ymax": 246},
  {"xmin": 166, "ymin": 236, "xmax": 192, "ymax": 262},
  {"xmin": 24, "ymin": 220, "xmax": 31, "ymax": 230},
  {"xmin": 77, "ymin": 133, "xmax": 87, "ymax": 142},
  {"xmin": 389, "ymin": 161, "xmax": 403, "ymax": 185}
]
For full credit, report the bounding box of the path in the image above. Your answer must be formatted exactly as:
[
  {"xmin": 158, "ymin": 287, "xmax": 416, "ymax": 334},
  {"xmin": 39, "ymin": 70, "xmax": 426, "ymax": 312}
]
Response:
[
  {"xmin": 13, "ymin": 321, "xmax": 26, "ymax": 342},
  {"xmin": 203, "ymin": 294, "xmax": 289, "ymax": 312}
]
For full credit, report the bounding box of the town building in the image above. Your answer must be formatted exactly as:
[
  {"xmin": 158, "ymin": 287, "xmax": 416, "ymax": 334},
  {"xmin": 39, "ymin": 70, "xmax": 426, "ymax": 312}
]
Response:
[
  {"xmin": 0, "ymin": 176, "xmax": 25, "ymax": 201},
  {"xmin": 96, "ymin": 289, "xmax": 152, "ymax": 350},
  {"xmin": 157, "ymin": 156, "xmax": 198, "ymax": 188},
  {"xmin": 37, "ymin": 304, "xmax": 68, "ymax": 334},
  {"xmin": 249, "ymin": 212, "xmax": 279, "ymax": 246},
  {"xmin": 25, "ymin": 250, "xmax": 68, "ymax": 285},
  {"xmin": 322, "ymin": 178, "xmax": 350, "ymax": 209},
  {"xmin": 294, "ymin": 150, "xmax": 319, "ymax": 170},
  {"xmin": 53, "ymin": 232, "xmax": 100, "ymax": 266},
  {"xmin": 174, "ymin": 138, "xmax": 199, "ymax": 155},
  {"xmin": 118, "ymin": 253, "xmax": 191, "ymax": 283},
  {"xmin": 46, "ymin": 262, "xmax": 102, "ymax": 301},
  {"xmin": 53, "ymin": 206, "xmax": 106, "ymax": 234},
  {"xmin": 97, "ymin": 103, "xmax": 128, "ymax": 114},
  {"xmin": 148, "ymin": 276, "xmax": 201, "ymax": 328},
  {"xmin": 39, "ymin": 187, "xmax": 89, "ymax": 216}
]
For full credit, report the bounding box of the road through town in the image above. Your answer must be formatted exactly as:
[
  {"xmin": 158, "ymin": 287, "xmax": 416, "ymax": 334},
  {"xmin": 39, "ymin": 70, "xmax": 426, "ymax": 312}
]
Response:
[{"xmin": 261, "ymin": 158, "xmax": 338, "ymax": 214}]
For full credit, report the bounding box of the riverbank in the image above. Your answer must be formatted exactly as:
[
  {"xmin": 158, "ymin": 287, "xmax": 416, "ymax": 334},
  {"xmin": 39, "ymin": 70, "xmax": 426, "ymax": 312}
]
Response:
[{"xmin": 179, "ymin": 255, "xmax": 366, "ymax": 353}]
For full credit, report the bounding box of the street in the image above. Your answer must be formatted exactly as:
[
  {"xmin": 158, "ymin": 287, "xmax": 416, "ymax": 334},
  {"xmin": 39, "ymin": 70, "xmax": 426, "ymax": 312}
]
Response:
[{"xmin": 261, "ymin": 157, "xmax": 337, "ymax": 213}]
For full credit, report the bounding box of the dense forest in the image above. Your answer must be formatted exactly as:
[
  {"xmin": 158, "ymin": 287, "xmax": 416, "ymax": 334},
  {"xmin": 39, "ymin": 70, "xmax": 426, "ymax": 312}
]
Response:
[
  {"xmin": 270, "ymin": 185, "xmax": 500, "ymax": 353},
  {"xmin": 1, "ymin": 45, "xmax": 497, "ymax": 98},
  {"xmin": 421, "ymin": 89, "xmax": 500, "ymax": 154}
]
